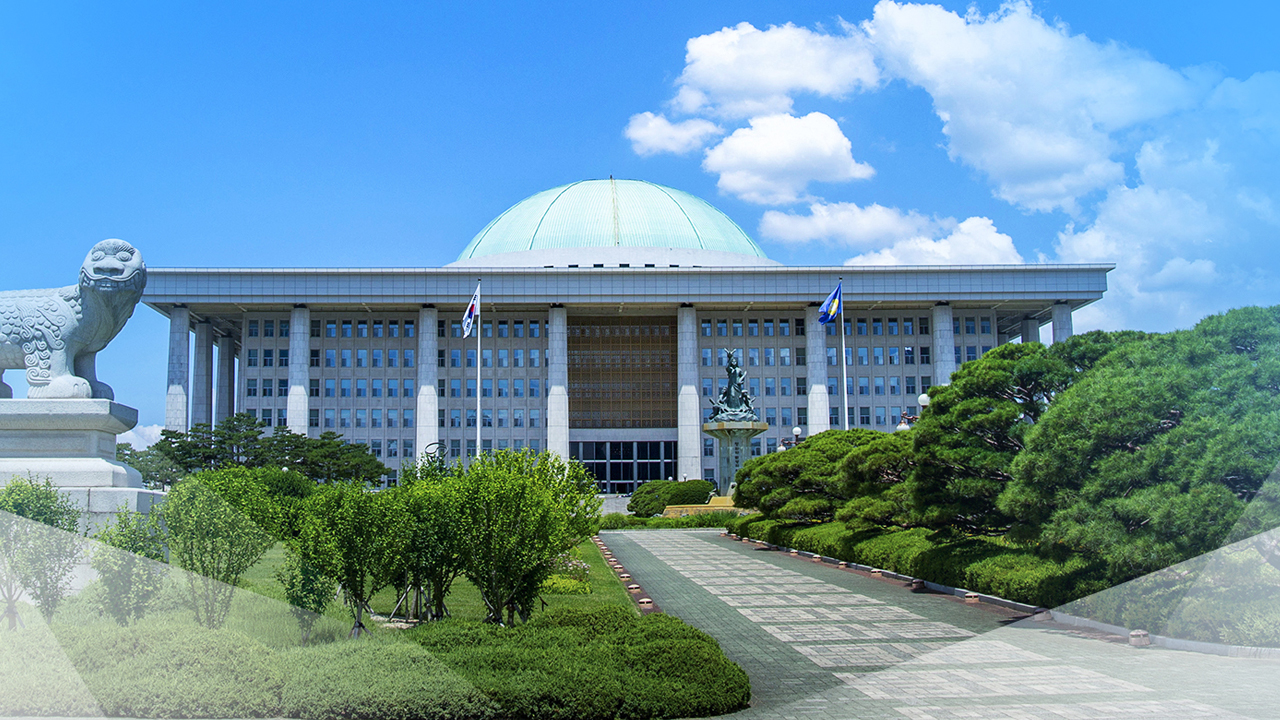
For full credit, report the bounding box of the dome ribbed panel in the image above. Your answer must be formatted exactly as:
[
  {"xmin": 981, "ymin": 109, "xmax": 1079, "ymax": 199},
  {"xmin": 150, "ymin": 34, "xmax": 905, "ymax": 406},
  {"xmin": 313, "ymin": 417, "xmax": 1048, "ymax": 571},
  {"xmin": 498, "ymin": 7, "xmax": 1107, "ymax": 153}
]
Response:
[{"xmin": 458, "ymin": 179, "xmax": 767, "ymax": 261}]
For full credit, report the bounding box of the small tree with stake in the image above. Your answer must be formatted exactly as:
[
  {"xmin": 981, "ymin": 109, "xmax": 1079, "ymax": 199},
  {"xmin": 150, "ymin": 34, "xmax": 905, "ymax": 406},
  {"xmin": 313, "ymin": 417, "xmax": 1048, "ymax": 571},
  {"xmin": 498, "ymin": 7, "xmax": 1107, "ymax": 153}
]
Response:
[
  {"xmin": 91, "ymin": 506, "xmax": 168, "ymax": 626},
  {"xmin": 295, "ymin": 482, "xmax": 406, "ymax": 637},
  {"xmin": 0, "ymin": 476, "xmax": 82, "ymax": 628}
]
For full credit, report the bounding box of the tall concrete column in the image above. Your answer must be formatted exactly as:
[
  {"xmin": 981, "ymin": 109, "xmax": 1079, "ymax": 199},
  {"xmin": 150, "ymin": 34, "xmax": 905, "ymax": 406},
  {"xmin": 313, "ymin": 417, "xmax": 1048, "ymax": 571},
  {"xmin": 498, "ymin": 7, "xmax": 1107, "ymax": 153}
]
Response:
[
  {"xmin": 676, "ymin": 305, "xmax": 700, "ymax": 480},
  {"xmin": 191, "ymin": 321, "xmax": 214, "ymax": 427},
  {"xmin": 165, "ymin": 306, "xmax": 191, "ymax": 432},
  {"xmin": 416, "ymin": 306, "xmax": 439, "ymax": 460},
  {"xmin": 1052, "ymin": 302, "xmax": 1074, "ymax": 344},
  {"xmin": 215, "ymin": 334, "xmax": 236, "ymax": 424},
  {"xmin": 546, "ymin": 306, "xmax": 570, "ymax": 459},
  {"xmin": 806, "ymin": 306, "xmax": 831, "ymax": 434},
  {"xmin": 287, "ymin": 306, "xmax": 311, "ymax": 436},
  {"xmin": 1021, "ymin": 317, "xmax": 1040, "ymax": 344},
  {"xmin": 931, "ymin": 303, "xmax": 956, "ymax": 387}
]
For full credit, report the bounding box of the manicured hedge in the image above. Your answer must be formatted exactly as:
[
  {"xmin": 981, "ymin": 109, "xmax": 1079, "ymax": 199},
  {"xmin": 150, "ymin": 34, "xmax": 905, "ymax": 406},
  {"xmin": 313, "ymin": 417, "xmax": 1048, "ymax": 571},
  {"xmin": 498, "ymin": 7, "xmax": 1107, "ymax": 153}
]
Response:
[
  {"xmin": 52, "ymin": 618, "xmax": 495, "ymax": 719},
  {"xmin": 627, "ymin": 480, "xmax": 716, "ymax": 518},
  {"xmin": 730, "ymin": 519, "xmax": 1105, "ymax": 608},
  {"xmin": 601, "ymin": 510, "xmax": 746, "ymax": 530},
  {"xmin": 412, "ymin": 606, "xmax": 751, "ymax": 720}
]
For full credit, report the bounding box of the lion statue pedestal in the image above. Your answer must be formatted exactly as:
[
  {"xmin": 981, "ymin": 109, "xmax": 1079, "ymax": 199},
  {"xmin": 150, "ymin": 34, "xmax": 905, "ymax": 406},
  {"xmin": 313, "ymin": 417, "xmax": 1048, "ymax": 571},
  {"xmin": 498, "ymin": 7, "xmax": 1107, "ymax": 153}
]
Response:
[
  {"xmin": 0, "ymin": 240, "xmax": 163, "ymax": 529},
  {"xmin": 0, "ymin": 399, "xmax": 162, "ymax": 527}
]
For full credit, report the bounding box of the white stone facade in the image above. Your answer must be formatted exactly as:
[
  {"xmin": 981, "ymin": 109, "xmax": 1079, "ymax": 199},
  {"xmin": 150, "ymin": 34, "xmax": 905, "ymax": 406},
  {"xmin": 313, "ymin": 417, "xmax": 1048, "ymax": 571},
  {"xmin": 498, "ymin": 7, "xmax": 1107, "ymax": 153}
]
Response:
[{"xmin": 146, "ymin": 264, "xmax": 1106, "ymax": 491}]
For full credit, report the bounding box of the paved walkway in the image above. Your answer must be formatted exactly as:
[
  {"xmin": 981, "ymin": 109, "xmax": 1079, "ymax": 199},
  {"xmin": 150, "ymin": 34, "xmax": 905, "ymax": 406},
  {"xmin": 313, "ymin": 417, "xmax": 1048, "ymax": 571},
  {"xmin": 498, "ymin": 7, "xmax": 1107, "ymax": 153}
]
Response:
[{"xmin": 602, "ymin": 529, "xmax": 1280, "ymax": 720}]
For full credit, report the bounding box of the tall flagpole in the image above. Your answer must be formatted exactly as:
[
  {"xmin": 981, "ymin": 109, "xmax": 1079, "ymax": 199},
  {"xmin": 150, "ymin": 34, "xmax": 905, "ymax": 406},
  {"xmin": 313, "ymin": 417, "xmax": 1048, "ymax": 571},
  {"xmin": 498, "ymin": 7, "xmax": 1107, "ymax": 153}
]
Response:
[
  {"xmin": 838, "ymin": 276, "xmax": 849, "ymax": 430},
  {"xmin": 475, "ymin": 278, "xmax": 482, "ymax": 458}
]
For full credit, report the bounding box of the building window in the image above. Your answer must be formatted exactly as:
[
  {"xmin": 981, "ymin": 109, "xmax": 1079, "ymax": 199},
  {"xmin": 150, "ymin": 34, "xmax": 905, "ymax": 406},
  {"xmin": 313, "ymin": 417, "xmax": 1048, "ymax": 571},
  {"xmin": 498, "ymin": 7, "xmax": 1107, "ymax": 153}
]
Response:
[
  {"xmin": 325, "ymin": 320, "xmax": 336, "ymax": 337},
  {"xmin": 514, "ymin": 321, "xmax": 525, "ymax": 338},
  {"xmin": 529, "ymin": 349, "xmax": 540, "ymax": 367},
  {"xmin": 796, "ymin": 377, "xmax": 806, "ymax": 396},
  {"xmin": 324, "ymin": 379, "xmax": 335, "ymax": 397},
  {"xmin": 857, "ymin": 318, "xmax": 867, "ymax": 336},
  {"xmin": 247, "ymin": 320, "xmax": 259, "ymax": 337},
  {"xmin": 514, "ymin": 349, "xmax": 524, "ymax": 367},
  {"xmin": 466, "ymin": 379, "xmax": 476, "ymax": 397},
  {"xmin": 438, "ymin": 320, "xmax": 446, "ymax": 337},
  {"xmin": 874, "ymin": 347, "xmax": 884, "ymax": 365},
  {"xmin": 717, "ymin": 319, "xmax": 727, "ymax": 336},
  {"xmin": 263, "ymin": 321, "xmax": 275, "ymax": 337},
  {"xmin": 797, "ymin": 407, "xmax": 807, "ymax": 426},
  {"xmin": 451, "ymin": 321, "xmax": 462, "ymax": 337},
  {"xmin": 965, "ymin": 317, "xmax": 977, "ymax": 335},
  {"xmin": 372, "ymin": 379, "xmax": 383, "ymax": 398},
  {"xmin": 888, "ymin": 318, "xmax": 898, "ymax": 336},
  {"xmin": 324, "ymin": 409, "xmax": 334, "ymax": 428},
  {"xmin": 703, "ymin": 438, "xmax": 714, "ymax": 457},
  {"xmin": 904, "ymin": 347, "xmax": 915, "ymax": 364},
  {"xmin": 920, "ymin": 346, "xmax": 931, "ymax": 364},
  {"xmin": 529, "ymin": 409, "xmax": 540, "ymax": 428},
  {"xmin": 751, "ymin": 438, "xmax": 761, "ymax": 457},
  {"xmin": 701, "ymin": 320, "xmax": 712, "ymax": 336},
  {"xmin": 466, "ymin": 409, "xmax": 476, "ymax": 427},
  {"xmin": 340, "ymin": 379, "xmax": 351, "ymax": 397},
  {"xmin": 404, "ymin": 350, "xmax": 415, "ymax": 367},
  {"xmin": 388, "ymin": 379, "xmax": 400, "ymax": 398},
  {"xmin": 529, "ymin": 379, "xmax": 540, "ymax": 397},
  {"xmin": 763, "ymin": 319, "xmax": 774, "ymax": 337},
  {"xmin": 246, "ymin": 379, "xmax": 257, "ymax": 396},
  {"xmin": 498, "ymin": 409, "xmax": 508, "ymax": 428},
  {"xmin": 906, "ymin": 376, "xmax": 917, "ymax": 395},
  {"xmin": 247, "ymin": 349, "xmax": 258, "ymax": 367},
  {"xmin": 340, "ymin": 349, "xmax": 351, "ymax": 368},
  {"xmin": 919, "ymin": 317, "xmax": 930, "ymax": 335},
  {"xmin": 780, "ymin": 348, "xmax": 790, "ymax": 366},
  {"xmin": 482, "ymin": 321, "xmax": 492, "ymax": 338},
  {"xmin": 438, "ymin": 379, "xmax": 445, "ymax": 397},
  {"xmin": 784, "ymin": 319, "xmax": 794, "ymax": 336},
  {"xmin": 904, "ymin": 318, "xmax": 914, "ymax": 336},
  {"xmin": 482, "ymin": 349, "xmax": 492, "ymax": 368},
  {"xmin": 530, "ymin": 320, "xmax": 540, "ymax": 338},
  {"xmin": 372, "ymin": 410, "xmax": 382, "ymax": 428},
  {"xmin": 340, "ymin": 409, "xmax": 351, "ymax": 428},
  {"xmin": 875, "ymin": 407, "xmax": 887, "ymax": 426},
  {"xmin": 389, "ymin": 349, "xmax": 399, "ymax": 367},
  {"xmin": 826, "ymin": 347, "xmax": 837, "ymax": 366},
  {"xmin": 858, "ymin": 377, "xmax": 869, "ymax": 395},
  {"xmin": 262, "ymin": 349, "xmax": 273, "ymax": 367},
  {"xmin": 498, "ymin": 379, "xmax": 508, "ymax": 397},
  {"xmin": 373, "ymin": 349, "xmax": 383, "ymax": 368},
  {"xmin": 748, "ymin": 348, "xmax": 759, "ymax": 367},
  {"xmin": 404, "ymin": 410, "xmax": 414, "ymax": 428},
  {"xmin": 967, "ymin": 346, "xmax": 978, "ymax": 362},
  {"xmin": 513, "ymin": 379, "xmax": 524, "ymax": 397},
  {"xmin": 857, "ymin": 347, "xmax": 868, "ymax": 366},
  {"xmin": 764, "ymin": 348, "xmax": 775, "ymax": 366},
  {"xmin": 450, "ymin": 409, "xmax": 461, "ymax": 428},
  {"xmin": 356, "ymin": 349, "xmax": 367, "ymax": 368},
  {"xmin": 514, "ymin": 409, "xmax": 524, "ymax": 427},
  {"xmin": 498, "ymin": 321, "xmax": 508, "ymax": 338},
  {"xmin": 342, "ymin": 320, "xmax": 352, "ymax": 338},
  {"xmin": 482, "ymin": 379, "xmax": 493, "ymax": 398},
  {"xmin": 309, "ymin": 379, "xmax": 320, "ymax": 397},
  {"xmin": 888, "ymin": 347, "xmax": 899, "ymax": 365},
  {"xmin": 357, "ymin": 320, "xmax": 368, "ymax": 338},
  {"xmin": 981, "ymin": 317, "xmax": 992, "ymax": 335},
  {"xmin": 765, "ymin": 378, "xmax": 775, "ymax": 396},
  {"xmin": 748, "ymin": 320, "xmax": 759, "ymax": 336},
  {"xmin": 827, "ymin": 377, "xmax": 837, "ymax": 396},
  {"xmin": 860, "ymin": 407, "xmax": 871, "ymax": 426},
  {"xmin": 498, "ymin": 349, "xmax": 508, "ymax": 367},
  {"xmin": 309, "ymin": 349, "xmax": 320, "ymax": 368},
  {"xmin": 765, "ymin": 407, "xmax": 777, "ymax": 425},
  {"xmin": 450, "ymin": 379, "xmax": 461, "ymax": 398},
  {"xmin": 889, "ymin": 376, "xmax": 900, "ymax": 395}
]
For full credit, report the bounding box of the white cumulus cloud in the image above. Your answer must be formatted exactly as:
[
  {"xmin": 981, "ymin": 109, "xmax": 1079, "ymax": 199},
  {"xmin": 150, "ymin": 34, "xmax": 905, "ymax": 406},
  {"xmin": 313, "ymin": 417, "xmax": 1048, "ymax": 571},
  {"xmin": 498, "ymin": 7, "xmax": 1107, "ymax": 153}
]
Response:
[
  {"xmin": 118, "ymin": 423, "xmax": 164, "ymax": 450},
  {"xmin": 624, "ymin": 112, "xmax": 723, "ymax": 156},
  {"xmin": 846, "ymin": 216, "xmax": 1024, "ymax": 265},
  {"xmin": 759, "ymin": 201, "xmax": 946, "ymax": 247},
  {"xmin": 676, "ymin": 21, "xmax": 879, "ymax": 119},
  {"xmin": 863, "ymin": 0, "xmax": 1209, "ymax": 213},
  {"xmin": 702, "ymin": 113, "xmax": 874, "ymax": 205}
]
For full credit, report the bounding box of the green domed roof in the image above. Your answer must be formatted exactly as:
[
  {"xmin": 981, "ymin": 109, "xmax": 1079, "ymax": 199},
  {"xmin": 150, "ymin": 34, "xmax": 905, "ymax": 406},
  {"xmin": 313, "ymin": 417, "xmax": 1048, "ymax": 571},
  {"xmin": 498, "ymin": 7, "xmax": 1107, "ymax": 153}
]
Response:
[{"xmin": 455, "ymin": 179, "xmax": 768, "ymax": 263}]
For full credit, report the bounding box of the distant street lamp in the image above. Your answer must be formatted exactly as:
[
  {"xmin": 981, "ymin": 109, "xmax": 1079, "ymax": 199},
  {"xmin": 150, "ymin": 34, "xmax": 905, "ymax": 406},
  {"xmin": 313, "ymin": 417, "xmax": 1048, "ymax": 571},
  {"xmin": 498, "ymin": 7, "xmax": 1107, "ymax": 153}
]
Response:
[
  {"xmin": 780, "ymin": 426, "xmax": 804, "ymax": 450},
  {"xmin": 895, "ymin": 393, "xmax": 931, "ymax": 432}
]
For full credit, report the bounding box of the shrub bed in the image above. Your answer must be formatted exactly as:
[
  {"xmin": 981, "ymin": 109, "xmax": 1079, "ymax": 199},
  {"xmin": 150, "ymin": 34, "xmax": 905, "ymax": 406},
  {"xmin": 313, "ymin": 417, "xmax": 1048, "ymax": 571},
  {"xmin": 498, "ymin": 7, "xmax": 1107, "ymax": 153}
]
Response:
[
  {"xmin": 411, "ymin": 606, "xmax": 751, "ymax": 720},
  {"xmin": 601, "ymin": 510, "xmax": 746, "ymax": 530},
  {"xmin": 731, "ymin": 519, "xmax": 1105, "ymax": 608}
]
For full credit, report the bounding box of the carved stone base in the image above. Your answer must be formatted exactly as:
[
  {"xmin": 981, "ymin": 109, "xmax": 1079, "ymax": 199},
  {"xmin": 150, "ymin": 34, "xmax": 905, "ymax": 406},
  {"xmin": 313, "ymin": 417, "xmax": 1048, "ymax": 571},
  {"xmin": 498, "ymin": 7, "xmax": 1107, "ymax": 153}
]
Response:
[
  {"xmin": 0, "ymin": 399, "xmax": 163, "ymax": 530},
  {"xmin": 702, "ymin": 421, "xmax": 769, "ymax": 496}
]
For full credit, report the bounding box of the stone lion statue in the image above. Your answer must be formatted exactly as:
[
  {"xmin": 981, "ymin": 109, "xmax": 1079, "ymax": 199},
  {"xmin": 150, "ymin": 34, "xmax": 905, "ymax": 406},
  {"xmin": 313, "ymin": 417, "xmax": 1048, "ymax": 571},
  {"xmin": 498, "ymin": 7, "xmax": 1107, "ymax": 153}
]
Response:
[{"xmin": 0, "ymin": 239, "xmax": 146, "ymax": 399}]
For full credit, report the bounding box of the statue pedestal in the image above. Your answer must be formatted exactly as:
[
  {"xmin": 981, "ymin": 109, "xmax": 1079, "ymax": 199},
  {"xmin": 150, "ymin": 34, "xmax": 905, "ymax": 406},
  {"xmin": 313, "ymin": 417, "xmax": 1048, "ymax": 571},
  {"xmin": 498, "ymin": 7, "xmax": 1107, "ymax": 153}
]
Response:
[
  {"xmin": 0, "ymin": 399, "xmax": 163, "ymax": 529},
  {"xmin": 702, "ymin": 421, "xmax": 768, "ymax": 496}
]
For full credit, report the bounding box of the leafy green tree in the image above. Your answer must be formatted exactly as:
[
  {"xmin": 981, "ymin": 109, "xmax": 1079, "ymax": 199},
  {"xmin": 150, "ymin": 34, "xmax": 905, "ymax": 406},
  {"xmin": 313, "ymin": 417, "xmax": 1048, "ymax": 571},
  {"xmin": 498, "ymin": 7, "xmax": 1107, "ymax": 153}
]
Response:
[
  {"xmin": 91, "ymin": 506, "xmax": 168, "ymax": 625},
  {"xmin": 275, "ymin": 545, "xmax": 336, "ymax": 644},
  {"xmin": 295, "ymin": 482, "xmax": 407, "ymax": 637},
  {"xmin": 161, "ymin": 479, "xmax": 276, "ymax": 629},
  {"xmin": 193, "ymin": 466, "xmax": 315, "ymax": 540},
  {"xmin": 456, "ymin": 450, "xmax": 600, "ymax": 624},
  {"xmin": 0, "ymin": 477, "xmax": 82, "ymax": 626},
  {"xmin": 733, "ymin": 430, "xmax": 877, "ymax": 522},
  {"xmin": 394, "ymin": 460, "xmax": 467, "ymax": 620},
  {"xmin": 1003, "ymin": 306, "xmax": 1280, "ymax": 582},
  {"xmin": 837, "ymin": 430, "xmax": 918, "ymax": 529},
  {"xmin": 907, "ymin": 342, "xmax": 1071, "ymax": 535},
  {"xmin": 117, "ymin": 443, "xmax": 186, "ymax": 490}
]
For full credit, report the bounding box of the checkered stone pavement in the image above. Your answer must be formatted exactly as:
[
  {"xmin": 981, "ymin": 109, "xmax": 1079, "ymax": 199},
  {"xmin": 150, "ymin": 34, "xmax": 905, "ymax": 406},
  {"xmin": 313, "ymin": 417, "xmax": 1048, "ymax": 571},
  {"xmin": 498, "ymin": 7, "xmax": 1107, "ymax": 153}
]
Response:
[{"xmin": 600, "ymin": 529, "xmax": 1280, "ymax": 720}]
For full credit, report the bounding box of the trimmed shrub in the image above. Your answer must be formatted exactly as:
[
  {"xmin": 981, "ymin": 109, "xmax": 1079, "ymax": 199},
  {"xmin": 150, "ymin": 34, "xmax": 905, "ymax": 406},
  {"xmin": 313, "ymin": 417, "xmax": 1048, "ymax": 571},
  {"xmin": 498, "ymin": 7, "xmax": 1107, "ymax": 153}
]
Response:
[
  {"xmin": 277, "ymin": 641, "xmax": 495, "ymax": 720},
  {"xmin": 58, "ymin": 621, "xmax": 284, "ymax": 718},
  {"xmin": 412, "ymin": 606, "xmax": 750, "ymax": 720},
  {"xmin": 541, "ymin": 575, "xmax": 591, "ymax": 595},
  {"xmin": 627, "ymin": 480, "xmax": 715, "ymax": 518},
  {"xmin": 600, "ymin": 512, "xmax": 649, "ymax": 529}
]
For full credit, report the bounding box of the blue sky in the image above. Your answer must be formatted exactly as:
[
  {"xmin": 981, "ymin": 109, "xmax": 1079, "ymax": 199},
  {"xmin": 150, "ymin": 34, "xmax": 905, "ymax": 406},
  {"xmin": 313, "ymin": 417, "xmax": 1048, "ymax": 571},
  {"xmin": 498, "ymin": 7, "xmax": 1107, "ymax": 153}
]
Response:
[{"xmin": 1, "ymin": 1, "xmax": 1276, "ymax": 437}]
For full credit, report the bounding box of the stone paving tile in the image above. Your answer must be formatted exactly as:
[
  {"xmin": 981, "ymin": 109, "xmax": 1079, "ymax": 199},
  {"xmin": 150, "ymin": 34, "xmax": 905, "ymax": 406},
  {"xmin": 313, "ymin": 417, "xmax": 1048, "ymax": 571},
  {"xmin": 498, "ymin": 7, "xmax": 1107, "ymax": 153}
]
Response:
[
  {"xmin": 701, "ymin": 583, "xmax": 852, "ymax": 595},
  {"xmin": 796, "ymin": 642, "xmax": 952, "ymax": 667},
  {"xmin": 720, "ymin": 593, "xmax": 883, "ymax": 607},
  {"xmin": 840, "ymin": 666, "xmax": 1152, "ymax": 699},
  {"xmin": 892, "ymin": 699, "xmax": 1250, "ymax": 719},
  {"xmin": 599, "ymin": 530, "xmax": 1280, "ymax": 720}
]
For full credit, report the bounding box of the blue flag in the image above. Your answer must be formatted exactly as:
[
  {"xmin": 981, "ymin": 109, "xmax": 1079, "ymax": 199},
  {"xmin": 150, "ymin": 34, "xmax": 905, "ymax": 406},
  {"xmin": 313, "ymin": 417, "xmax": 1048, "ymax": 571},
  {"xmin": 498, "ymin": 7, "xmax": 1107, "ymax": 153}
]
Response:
[{"xmin": 818, "ymin": 281, "xmax": 842, "ymax": 324}]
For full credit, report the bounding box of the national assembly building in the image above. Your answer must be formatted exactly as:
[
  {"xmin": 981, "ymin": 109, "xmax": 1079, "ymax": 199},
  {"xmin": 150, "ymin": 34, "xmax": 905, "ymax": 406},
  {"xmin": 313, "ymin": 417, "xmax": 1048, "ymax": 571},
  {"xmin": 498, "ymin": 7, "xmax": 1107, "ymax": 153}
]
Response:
[{"xmin": 143, "ymin": 179, "xmax": 1111, "ymax": 491}]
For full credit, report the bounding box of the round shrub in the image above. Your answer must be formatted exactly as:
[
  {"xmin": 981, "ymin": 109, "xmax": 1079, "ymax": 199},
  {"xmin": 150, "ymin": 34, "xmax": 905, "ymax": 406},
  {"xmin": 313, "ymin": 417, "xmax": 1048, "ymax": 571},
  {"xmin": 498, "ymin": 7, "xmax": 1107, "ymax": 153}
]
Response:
[{"xmin": 278, "ymin": 640, "xmax": 496, "ymax": 720}]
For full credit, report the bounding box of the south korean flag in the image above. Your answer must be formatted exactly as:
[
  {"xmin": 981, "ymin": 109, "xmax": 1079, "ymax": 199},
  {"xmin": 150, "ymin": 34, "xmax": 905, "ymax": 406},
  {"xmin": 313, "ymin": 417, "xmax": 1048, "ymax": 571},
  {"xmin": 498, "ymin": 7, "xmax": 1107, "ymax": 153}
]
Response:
[{"xmin": 461, "ymin": 282, "xmax": 481, "ymax": 338}]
